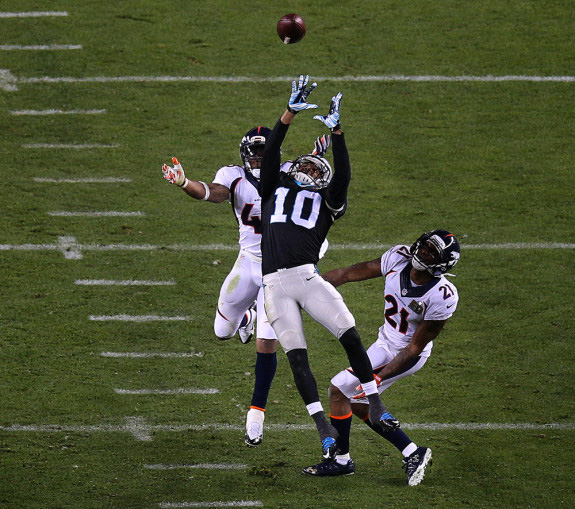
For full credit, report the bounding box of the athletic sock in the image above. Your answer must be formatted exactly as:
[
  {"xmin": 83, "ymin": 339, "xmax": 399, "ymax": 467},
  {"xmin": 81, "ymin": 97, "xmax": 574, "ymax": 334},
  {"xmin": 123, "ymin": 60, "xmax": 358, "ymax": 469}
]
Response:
[
  {"xmin": 250, "ymin": 352, "xmax": 277, "ymax": 409},
  {"xmin": 363, "ymin": 415, "xmax": 412, "ymax": 453},
  {"xmin": 330, "ymin": 412, "xmax": 352, "ymax": 455}
]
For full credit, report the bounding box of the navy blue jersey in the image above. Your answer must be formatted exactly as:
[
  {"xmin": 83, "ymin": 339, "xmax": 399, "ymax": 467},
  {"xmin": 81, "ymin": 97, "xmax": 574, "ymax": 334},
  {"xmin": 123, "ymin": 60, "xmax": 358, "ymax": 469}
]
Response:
[{"xmin": 259, "ymin": 118, "xmax": 350, "ymax": 275}]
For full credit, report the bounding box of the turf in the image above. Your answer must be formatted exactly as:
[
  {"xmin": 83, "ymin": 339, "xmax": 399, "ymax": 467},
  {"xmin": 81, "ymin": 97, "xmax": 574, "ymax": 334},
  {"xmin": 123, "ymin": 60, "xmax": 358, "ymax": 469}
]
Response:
[{"xmin": 1, "ymin": 1, "xmax": 574, "ymax": 507}]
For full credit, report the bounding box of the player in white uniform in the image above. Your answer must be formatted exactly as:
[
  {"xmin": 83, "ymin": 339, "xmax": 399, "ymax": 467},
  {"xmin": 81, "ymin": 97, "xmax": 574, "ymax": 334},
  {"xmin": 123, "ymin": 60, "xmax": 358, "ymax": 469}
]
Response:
[
  {"xmin": 303, "ymin": 230, "xmax": 460, "ymax": 486},
  {"xmin": 161, "ymin": 127, "xmax": 330, "ymax": 447}
]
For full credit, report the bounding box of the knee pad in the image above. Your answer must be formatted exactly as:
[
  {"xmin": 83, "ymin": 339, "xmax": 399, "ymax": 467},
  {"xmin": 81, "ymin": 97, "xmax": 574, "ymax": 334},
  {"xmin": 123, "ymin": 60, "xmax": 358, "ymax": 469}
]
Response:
[{"xmin": 213, "ymin": 311, "xmax": 236, "ymax": 340}]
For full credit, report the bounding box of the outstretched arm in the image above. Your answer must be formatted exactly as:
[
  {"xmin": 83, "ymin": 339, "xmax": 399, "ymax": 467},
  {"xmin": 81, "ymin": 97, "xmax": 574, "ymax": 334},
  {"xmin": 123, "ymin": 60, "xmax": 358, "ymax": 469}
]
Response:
[
  {"xmin": 322, "ymin": 258, "xmax": 382, "ymax": 287},
  {"xmin": 161, "ymin": 157, "xmax": 230, "ymax": 203},
  {"xmin": 260, "ymin": 75, "xmax": 318, "ymax": 200},
  {"xmin": 314, "ymin": 93, "xmax": 349, "ymax": 210}
]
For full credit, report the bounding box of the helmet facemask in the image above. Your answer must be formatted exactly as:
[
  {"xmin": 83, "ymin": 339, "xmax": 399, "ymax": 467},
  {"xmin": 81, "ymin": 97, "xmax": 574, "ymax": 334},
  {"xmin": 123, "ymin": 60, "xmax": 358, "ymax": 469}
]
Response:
[
  {"xmin": 288, "ymin": 154, "xmax": 333, "ymax": 190},
  {"xmin": 239, "ymin": 127, "xmax": 272, "ymax": 180},
  {"xmin": 410, "ymin": 230, "xmax": 460, "ymax": 276}
]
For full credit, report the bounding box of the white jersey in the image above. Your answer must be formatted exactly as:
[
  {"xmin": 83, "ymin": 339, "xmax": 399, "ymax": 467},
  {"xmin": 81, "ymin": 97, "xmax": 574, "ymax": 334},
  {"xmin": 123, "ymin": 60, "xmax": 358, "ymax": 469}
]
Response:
[
  {"xmin": 377, "ymin": 245, "xmax": 459, "ymax": 357},
  {"xmin": 213, "ymin": 163, "xmax": 291, "ymax": 258}
]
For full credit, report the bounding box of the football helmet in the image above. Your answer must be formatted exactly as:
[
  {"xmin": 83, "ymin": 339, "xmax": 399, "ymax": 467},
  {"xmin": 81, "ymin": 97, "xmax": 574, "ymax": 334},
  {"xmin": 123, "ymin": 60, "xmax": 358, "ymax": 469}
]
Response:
[
  {"xmin": 287, "ymin": 154, "xmax": 333, "ymax": 190},
  {"xmin": 239, "ymin": 126, "xmax": 272, "ymax": 179},
  {"xmin": 410, "ymin": 230, "xmax": 460, "ymax": 276}
]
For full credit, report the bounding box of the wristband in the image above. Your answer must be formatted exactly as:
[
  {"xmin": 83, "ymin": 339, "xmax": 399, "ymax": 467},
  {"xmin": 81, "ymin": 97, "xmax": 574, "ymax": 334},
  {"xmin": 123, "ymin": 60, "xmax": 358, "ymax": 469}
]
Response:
[
  {"xmin": 179, "ymin": 178, "xmax": 189, "ymax": 189},
  {"xmin": 198, "ymin": 181, "xmax": 210, "ymax": 201}
]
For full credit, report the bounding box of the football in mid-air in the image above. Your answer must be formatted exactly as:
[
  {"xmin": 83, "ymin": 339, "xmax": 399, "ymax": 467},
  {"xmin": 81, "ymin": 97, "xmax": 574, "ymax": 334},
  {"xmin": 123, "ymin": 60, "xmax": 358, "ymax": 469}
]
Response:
[{"xmin": 277, "ymin": 14, "xmax": 306, "ymax": 44}]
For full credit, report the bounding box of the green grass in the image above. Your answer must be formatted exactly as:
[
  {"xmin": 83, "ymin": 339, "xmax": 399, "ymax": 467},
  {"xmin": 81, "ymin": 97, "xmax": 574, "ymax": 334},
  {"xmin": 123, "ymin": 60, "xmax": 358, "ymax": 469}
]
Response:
[{"xmin": 1, "ymin": 1, "xmax": 574, "ymax": 507}]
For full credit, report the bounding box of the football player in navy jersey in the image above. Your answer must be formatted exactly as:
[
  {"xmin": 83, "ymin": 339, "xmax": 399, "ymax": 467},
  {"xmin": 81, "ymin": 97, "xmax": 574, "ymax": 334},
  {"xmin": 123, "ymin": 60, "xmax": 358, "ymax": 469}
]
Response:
[
  {"xmin": 259, "ymin": 75, "xmax": 397, "ymax": 462},
  {"xmin": 161, "ymin": 128, "xmax": 330, "ymax": 448},
  {"xmin": 303, "ymin": 230, "xmax": 460, "ymax": 485}
]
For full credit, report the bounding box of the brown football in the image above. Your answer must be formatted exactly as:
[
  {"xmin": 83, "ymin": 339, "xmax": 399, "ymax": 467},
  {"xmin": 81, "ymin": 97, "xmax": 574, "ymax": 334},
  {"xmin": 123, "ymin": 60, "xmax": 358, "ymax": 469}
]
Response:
[{"xmin": 277, "ymin": 14, "xmax": 306, "ymax": 44}]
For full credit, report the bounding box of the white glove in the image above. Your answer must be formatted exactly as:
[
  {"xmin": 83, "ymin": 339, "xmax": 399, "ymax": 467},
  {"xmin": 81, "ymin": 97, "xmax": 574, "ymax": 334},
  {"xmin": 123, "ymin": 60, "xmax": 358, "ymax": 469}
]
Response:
[
  {"xmin": 162, "ymin": 157, "xmax": 188, "ymax": 187},
  {"xmin": 287, "ymin": 75, "xmax": 318, "ymax": 113},
  {"xmin": 312, "ymin": 134, "xmax": 331, "ymax": 156},
  {"xmin": 313, "ymin": 92, "xmax": 342, "ymax": 131}
]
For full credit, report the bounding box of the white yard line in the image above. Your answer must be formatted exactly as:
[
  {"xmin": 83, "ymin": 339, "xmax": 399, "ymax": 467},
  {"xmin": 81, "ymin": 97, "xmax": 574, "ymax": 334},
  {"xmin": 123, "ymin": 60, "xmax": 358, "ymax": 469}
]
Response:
[
  {"xmin": 23, "ymin": 143, "xmax": 119, "ymax": 149},
  {"xmin": 89, "ymin": 315, "xmax": 191, "ymax": 322},
  {"xmin": 77, "ymin": 279, "xmax": 176, "ymax": 286},
  {"xmin": 0, "ymin": 238, "xmax": 573, "ymax": 260},
  {"xmin": 0, "ymin": 11, "xmax": 68, "ymax": 18},
  {"xmin": 0, "ymin": 44, "xmax": 81, "ymax": 50},
  {"xmin": 34, "ymin": 177, "xmax": 131, "ymax": 183},
  {"xmin": 159, "ymin": 502, "xmax": 263, "ymax": 508},
  {"xmin": 14, "ymin": 74, "xmax": 575, "ymax": 84},
  {"xmin": 11, "ymin": 109, "xmax": 106, "ymax": 115},
  {"xmin": 48, "ymin": 211, "xmax": 144, "ymax": 217},
  {"xmin": 1, "ymin": 420, "xmax": 572, "ymax": 442},
  {"xmin": 101, "ymin": 352, "xmax": 203, "ymax": 358},
  {"xmin": 2, "ymin": 70, "xmax": 575, "ymax": 92},
  {"xmin": 114, "ymin": 388, "xmax": 220, "ymax": 395},
  {"xmin": 145, "ymin": 463, "xmax": 247, "ymax": 470}
]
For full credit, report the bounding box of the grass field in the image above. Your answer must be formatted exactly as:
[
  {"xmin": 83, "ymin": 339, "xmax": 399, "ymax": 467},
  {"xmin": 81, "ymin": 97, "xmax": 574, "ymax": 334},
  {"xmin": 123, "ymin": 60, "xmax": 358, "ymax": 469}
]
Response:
[{"xmin": 1, "ymin": 1, "xmax": 574, "ymax": 507}]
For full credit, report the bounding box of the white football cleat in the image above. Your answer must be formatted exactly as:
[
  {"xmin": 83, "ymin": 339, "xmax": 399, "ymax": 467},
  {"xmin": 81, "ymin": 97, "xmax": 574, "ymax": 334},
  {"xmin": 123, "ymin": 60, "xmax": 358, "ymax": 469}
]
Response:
[
  {"xmin": 245, "ymin": 408, "xmax": 265, "ymax": 447},
  {"xmin": 238, "ymin": 307, "xmax": 256, "ymax": 344}
]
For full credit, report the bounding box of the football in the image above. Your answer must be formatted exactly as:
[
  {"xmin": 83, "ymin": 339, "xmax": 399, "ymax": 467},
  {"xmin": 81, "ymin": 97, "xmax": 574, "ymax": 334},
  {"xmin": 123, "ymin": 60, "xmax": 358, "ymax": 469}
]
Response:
[{"xmin": 277, "ymin": 14, "xmax": 306, "ymax": 44}]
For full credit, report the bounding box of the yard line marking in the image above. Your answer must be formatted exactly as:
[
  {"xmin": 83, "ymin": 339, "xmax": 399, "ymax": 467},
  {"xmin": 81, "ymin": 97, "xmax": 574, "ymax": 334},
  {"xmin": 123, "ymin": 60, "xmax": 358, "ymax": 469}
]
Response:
[
  {"xmin": 2, "ymin": 422, "xmax": 571, "ymax": 432},
  {"xmin": 0, "ymin": 44, "xmax": 81, "ymax": 50},
  {"xmin": 101, "ymin": 351, "xmax": 203, "ymax": 358},
  {"xmin": 0, "ymin": 69, "xmax": 18, "ymax": 91},
  {"xmin": 159, "ymin": 502, "xmax": 263, "ymax": 508},
  {"xmin": 3, "ymin": 69, "xmax": 575, "ymax": 93},
  {"xmin": 12, "ymin": 74, "xmax": 575, "ymax": 85},
  {"xmin": 48, "ymin": 211, "xmax": 145, "ymax": 217},
  {"xmin": 58, "ymin": 235, "xmax": 82, "ymax": 260},
  {"xmin": 125, "ymin": 416, "xmax": 153, "ymax": 441},
  {"xmin": 114, "ymin": 388, "xmax": 220, "ymax": 395},
  {"xmin": 23, "ymin": 143, "xmax": 119, "ymax": 149},
  {"xmin": 0, "ymin": 239, "xmax": 573, "ymax": 260},
  {"xmin": 1, "ymin": 421, "xmax": 572, "ymax": 443},
  {"xmin": 11, "ymin": 109, "xmax": 106, "ymax": 115},
  {"xmin": 90, "ymin": 315, "xmax": 191, "ymax": 322},
  {"xmin": 0, "ymin": 11, "xmax": 68, "ymax": 18},
  {"xmin": 77, "ymin": 279, "xmax": 176, "ymax": 286},
  {"xmin": 34, "ymin": 177, "xmax": 131, "ymax": 183},
  {"xmin": 145, "ymin": 463, "xmax": 247, "ymax": 470}
]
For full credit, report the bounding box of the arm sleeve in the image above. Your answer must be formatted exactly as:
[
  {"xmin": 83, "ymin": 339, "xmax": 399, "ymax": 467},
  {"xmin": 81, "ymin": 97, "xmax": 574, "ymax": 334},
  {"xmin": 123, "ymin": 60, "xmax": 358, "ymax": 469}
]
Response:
[
  {"xmin": 325, "ymin": 132, "xmax": 351, "ymax": 213},
  {"xmin": 260, "ymin": 118, "xmax": 290, "ymax": 200}
]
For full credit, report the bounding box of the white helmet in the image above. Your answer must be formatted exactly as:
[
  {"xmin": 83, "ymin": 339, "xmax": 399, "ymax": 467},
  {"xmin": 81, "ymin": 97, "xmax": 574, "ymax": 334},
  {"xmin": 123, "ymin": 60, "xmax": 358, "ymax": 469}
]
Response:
[{"xmin": 287, "ymin": 154, "xmax": 333, "ymax": 190}]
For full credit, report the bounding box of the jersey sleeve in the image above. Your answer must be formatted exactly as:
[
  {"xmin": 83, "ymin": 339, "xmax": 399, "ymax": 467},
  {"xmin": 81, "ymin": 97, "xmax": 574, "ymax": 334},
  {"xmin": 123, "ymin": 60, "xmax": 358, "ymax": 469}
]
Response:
[
  {"xmin": 325, "ymin": 132, "xmax": 350, "ymax": 213},
  {"xmin": 380, "ymin": 245, "xmax": 412, "ymax": 275},
  {"xmin": 260, "ymin": 118, "xmax": 289, "ymax": 200},
  {"xmin": 424, "ymin": 279, "xmax": 459, "ymax": 321}
]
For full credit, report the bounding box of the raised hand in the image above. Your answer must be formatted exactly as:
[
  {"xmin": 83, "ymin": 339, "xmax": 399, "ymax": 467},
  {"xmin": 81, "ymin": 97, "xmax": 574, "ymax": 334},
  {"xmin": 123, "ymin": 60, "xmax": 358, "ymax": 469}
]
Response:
[
  {"xmin": 287, "ymin": 75, "xmax": 318, "ymax": 113},
  {"xmin": 313, "ymin": 92, "xmax": 342, "ymax": 131},
  {"xmin": 162, "ymin": 157, "xmax": 188, "ymax": 187},
  {"xmin": 312, "ymin": 134, "xmax": 331, "ymax": 156}
]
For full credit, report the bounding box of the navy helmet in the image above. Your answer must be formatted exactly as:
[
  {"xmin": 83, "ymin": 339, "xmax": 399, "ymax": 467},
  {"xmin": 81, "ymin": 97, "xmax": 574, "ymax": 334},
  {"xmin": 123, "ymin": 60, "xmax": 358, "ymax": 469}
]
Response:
[
  {"xmin": 410, "ymin": 230, "xmax": 460, "ymax": 276},
  {"xmin": 239, "ymin": 126, "xmax": 272, "ymax": 179}
]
